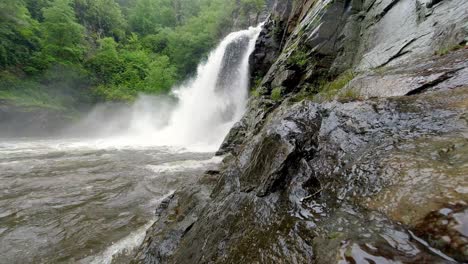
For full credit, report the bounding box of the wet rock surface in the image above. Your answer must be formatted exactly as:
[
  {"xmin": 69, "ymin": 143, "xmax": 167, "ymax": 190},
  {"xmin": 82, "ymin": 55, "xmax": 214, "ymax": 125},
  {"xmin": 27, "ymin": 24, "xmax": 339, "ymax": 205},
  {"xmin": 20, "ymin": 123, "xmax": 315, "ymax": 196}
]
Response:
[
  {"xmin": 136, "ymin": 0, "xmax": 468, "ymax": 262},
  {"xmin": 251, "ymin": 0, "xmax": 468, "ymax": 99},
  {"xmin": 136, "ymin": 87, "xmax": 468, "ymax": 263},
  {"xmin": 342, "ymin": 48, "xmax": 468, "ymax": 98},
  {"xmin": 414, "ymin": 203, "xmax": 468, "ymax": 262}
]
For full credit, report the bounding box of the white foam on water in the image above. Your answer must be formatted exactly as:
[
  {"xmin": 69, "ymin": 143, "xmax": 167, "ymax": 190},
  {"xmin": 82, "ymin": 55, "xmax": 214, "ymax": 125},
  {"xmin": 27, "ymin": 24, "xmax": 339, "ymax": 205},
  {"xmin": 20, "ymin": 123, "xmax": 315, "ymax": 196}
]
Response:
[
  {"xmin": 83, "ymin": 191, "xmax": 175, "ymax": 264},
  {"xmin": 88, "ymin": 221, "xmax": 153, "ymax": 264},
  {"xmin": 0, "ymin": 138, "xmax": 188, "ymax": 154},
  {"xmin": 147, "ymin": 156, "xmax": 224, "ymax": 174}
]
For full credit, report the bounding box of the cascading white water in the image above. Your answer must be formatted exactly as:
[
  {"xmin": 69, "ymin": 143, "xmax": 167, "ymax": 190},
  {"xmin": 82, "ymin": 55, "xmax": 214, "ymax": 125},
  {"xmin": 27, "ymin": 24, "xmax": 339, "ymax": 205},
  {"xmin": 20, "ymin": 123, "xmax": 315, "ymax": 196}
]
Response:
[
  {"xmin": 72, "ymin": 24, "xmax": 263, "ymax": 152},
  {"xmin": 151, "ymin": 24, "xmax": 263, "ymax": 150}
]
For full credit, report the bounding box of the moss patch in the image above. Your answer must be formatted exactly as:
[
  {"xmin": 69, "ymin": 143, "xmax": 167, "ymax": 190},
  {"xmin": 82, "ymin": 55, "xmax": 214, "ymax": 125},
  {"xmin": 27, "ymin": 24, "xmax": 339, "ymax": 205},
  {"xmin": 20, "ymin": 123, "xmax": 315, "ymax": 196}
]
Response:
[
  {"xmin": 310, "ymin": 70, "xmax": 357, "ymax": 102},
  {"xmin": 271, "ymin": 87, "xmax": 282, "ymax": 101},
  {"xmin": 435, "ymin": 44, "xmax": 466, "ymax": 56},
  {"xmin": 290, "ymin": 85, "xmax": 316, "ymax": 103},
  {"xmin": 251, "ymin": 87, "xmax": 261, "ymax": 98},
  {"xmin": 287, "ymin": 49, "xmax": 309, "ymax": 68},
  {"xmin": 336, "ymin": 88, "xmax": 361, "ymax": 102}
]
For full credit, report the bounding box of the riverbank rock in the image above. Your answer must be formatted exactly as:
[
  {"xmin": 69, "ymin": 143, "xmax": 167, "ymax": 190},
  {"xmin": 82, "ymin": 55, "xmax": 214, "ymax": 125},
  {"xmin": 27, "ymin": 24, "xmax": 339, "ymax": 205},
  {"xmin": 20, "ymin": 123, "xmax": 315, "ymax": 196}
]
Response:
[{"xmin": 136, "ymin": 85, "xmax": 467, "ymax": 263}]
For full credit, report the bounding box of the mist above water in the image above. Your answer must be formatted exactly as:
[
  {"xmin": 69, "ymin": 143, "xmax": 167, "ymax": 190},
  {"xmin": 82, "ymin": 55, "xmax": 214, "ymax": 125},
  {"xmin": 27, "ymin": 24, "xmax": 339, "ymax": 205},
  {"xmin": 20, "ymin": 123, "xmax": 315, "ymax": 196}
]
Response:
[{"xmin": 68, "ymin": 25, "xmax": 263, "ymax": 152}]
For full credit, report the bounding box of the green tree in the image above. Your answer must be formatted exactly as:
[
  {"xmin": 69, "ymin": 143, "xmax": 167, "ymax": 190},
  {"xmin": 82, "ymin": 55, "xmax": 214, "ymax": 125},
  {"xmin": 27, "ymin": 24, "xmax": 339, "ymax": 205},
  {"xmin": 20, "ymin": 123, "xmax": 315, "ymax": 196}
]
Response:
[
  {"xmin": 0, "ymin": 0, "xmax": 40, "ymax": 68},
  {"xmin": 41, "ymin": 0, "xmax": 85, "ymax": 64},
  {"xmin": 113, "ymin": 48, "xmax": 149, "ymax": 86},
  {"xmin": 86, "ymin": 37, "xmax": 122, "ymax": 83},
  {"xmin": 140, "ymin": 28, "xmax": 172, "ymax": 53},
  {"xmin": 171, "ymin": 0, "xmax": 204, "ymax": 25},
  {"xmin": 144, "ymin": 55, "xmax": 177, "ymax": 93},
  {"xmin": 24, "ymin": 0, "xmax": 52, "ymax": 21},
  {"xmin": 165, "ymin": 0, "xmax": 235, "ymax": 76},
  {"xmin": 0, "ymin": 0, "xmax": 267, "ymax": 104},
  {"xmin": 128, "ymin": 0, "xmax": 176, "ymax": 35},
  {"xmin": 74, "ymin": 0, "xmax": 126, "ymax": 40}
]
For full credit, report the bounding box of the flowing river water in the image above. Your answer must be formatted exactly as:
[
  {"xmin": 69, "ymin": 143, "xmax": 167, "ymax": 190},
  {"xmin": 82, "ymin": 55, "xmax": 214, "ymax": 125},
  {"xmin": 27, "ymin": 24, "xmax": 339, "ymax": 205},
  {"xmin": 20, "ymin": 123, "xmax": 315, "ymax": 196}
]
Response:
[
  {"xmin": 0, "ymin": 25, "xmax": 263, "ymax": 263},
  {"xmin": 0, "ymin": 139, "xmax": 220, "ymax": 263}
]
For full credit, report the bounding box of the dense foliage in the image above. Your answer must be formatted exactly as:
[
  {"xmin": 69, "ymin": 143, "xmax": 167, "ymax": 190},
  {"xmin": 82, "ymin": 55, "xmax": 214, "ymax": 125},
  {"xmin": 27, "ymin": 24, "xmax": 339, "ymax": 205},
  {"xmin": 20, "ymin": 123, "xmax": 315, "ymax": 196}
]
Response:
[{"xmin": 0, "ymin": 0, "xmax": 265, "ymax": 107}]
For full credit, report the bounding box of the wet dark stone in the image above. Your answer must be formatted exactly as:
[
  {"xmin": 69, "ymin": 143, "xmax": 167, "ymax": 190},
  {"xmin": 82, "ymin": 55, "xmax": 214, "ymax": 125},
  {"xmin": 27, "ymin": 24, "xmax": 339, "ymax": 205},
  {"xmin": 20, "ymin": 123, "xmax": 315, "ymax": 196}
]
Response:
[
  {"xmin": 135, "ymin": 0, "xmax": 468, "ymax": 262},
  {"xmin": 249, "ymin": 18, "xmax": 284, "ymax": 85},
  {"xmin": 135, "ymin": 87, "xmax": 468, "ymax": 263},
  {"xmin": 415, "ymin": 203, "xmax": 468, "ymax": 262},
  {"xmin": 155, "ymin": 193, "xmax": 175, "ymax": 217},
  {"xmin": 216, "ymin": 121, "xmax": 247, "ymax": 156}
]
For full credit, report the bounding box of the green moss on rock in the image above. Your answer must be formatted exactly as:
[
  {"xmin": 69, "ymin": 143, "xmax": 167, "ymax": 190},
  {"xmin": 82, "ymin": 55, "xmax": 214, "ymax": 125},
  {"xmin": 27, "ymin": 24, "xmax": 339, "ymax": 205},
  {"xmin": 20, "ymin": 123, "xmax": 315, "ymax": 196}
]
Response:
[{"xmin": 271, "ymin": 87, "xmax": 283, "ymax": 101}]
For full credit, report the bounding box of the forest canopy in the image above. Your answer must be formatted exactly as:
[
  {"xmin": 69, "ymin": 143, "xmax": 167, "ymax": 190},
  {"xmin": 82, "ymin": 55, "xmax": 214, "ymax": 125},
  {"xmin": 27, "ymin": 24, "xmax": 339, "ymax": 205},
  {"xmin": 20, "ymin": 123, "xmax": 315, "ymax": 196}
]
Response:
[{"xmin": 0, "ymin": 0, "xmax": 265, "ymax": 107}]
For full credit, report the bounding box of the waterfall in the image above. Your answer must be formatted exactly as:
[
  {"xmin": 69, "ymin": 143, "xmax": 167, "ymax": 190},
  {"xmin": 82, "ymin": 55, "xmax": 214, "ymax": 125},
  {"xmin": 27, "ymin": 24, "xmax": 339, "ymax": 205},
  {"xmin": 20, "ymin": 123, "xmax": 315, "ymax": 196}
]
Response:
[
  {"xmin": 153, "ymin": 25, "xmax": 263, "ymax": 150},
  {"xmin": 70, "ymin": 24, "xmax": 263, "ymax": 152}
]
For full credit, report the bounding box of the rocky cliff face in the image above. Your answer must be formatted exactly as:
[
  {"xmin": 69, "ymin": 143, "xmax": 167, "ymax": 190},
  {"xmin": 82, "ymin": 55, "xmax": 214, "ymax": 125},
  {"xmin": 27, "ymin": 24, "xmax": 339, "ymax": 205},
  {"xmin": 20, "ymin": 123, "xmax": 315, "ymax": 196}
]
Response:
[{"xmin": 135, "ymin": 0, "xmax": 468, "ymax": 263}]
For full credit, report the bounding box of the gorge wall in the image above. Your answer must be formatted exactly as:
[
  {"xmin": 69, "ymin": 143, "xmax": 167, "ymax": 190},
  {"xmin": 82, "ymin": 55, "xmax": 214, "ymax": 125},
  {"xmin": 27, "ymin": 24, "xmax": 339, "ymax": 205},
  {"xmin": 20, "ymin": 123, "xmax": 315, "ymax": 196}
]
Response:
[{"xmin": 135, "ymin": 0, "xmax": 468, "ymax": 263}]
